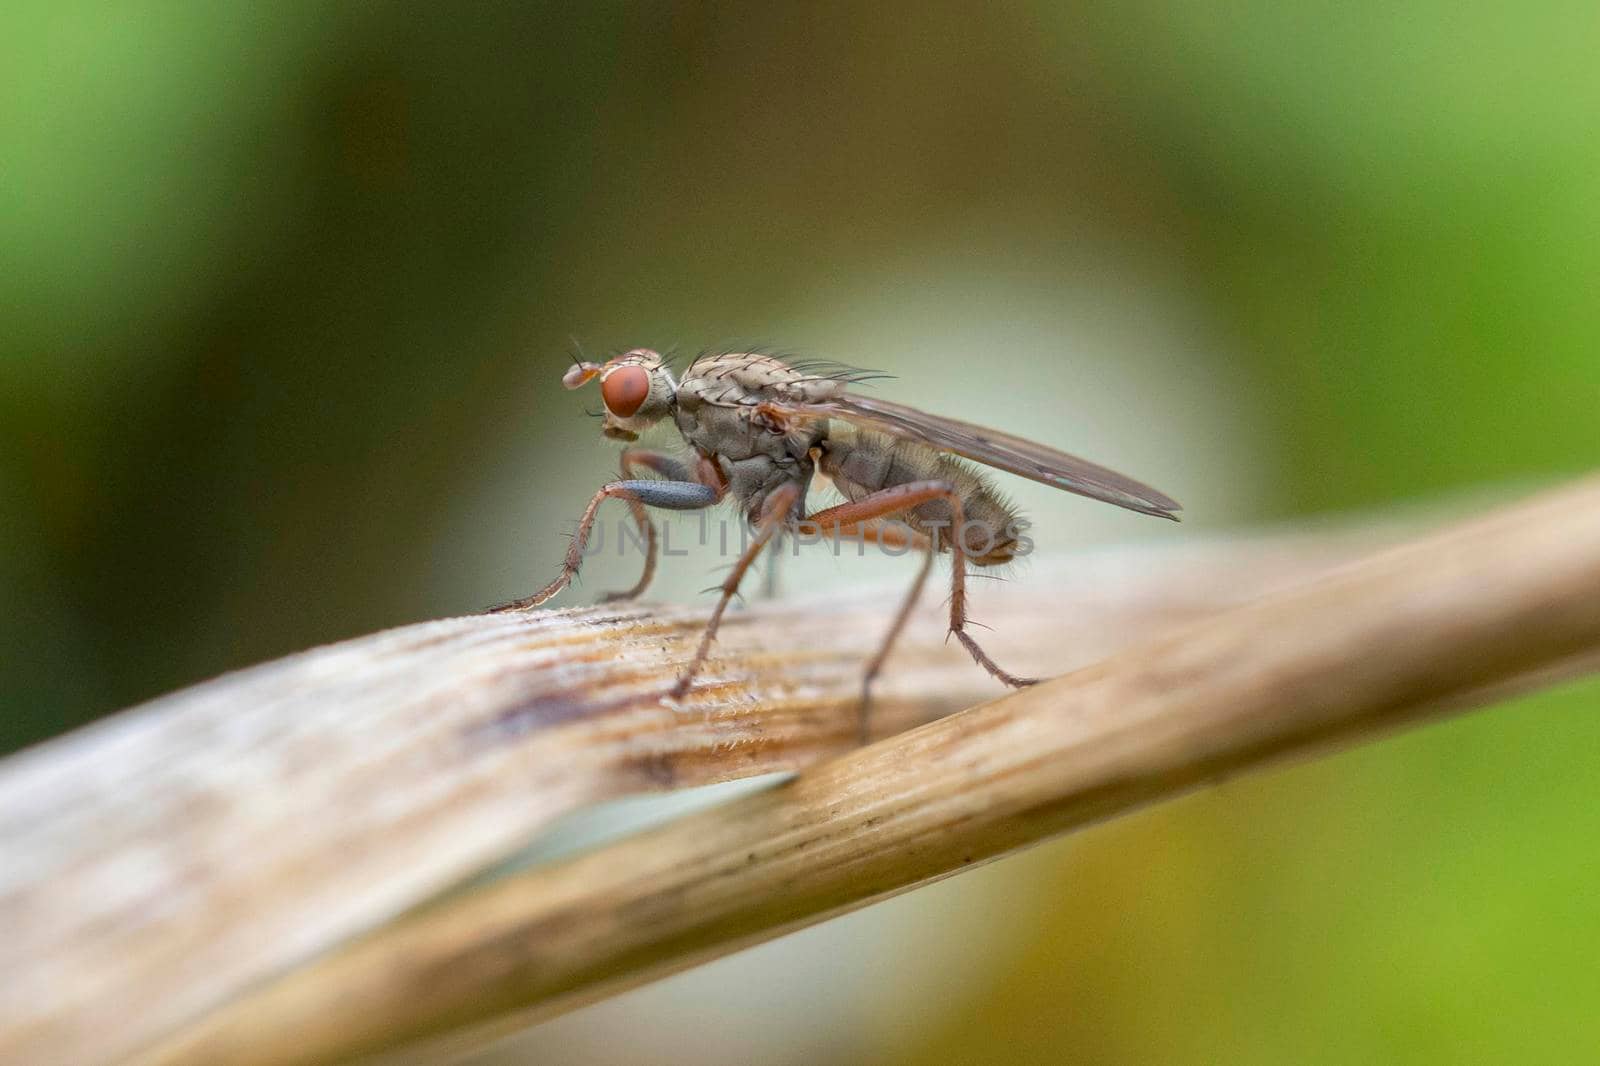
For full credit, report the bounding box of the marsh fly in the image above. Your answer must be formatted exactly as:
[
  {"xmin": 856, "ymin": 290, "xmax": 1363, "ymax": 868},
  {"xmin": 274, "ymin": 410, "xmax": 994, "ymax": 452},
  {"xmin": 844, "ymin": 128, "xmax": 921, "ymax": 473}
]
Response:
[{"xmin": 491, "ymin": 348, "xmax": 1181, "ymax": 739}]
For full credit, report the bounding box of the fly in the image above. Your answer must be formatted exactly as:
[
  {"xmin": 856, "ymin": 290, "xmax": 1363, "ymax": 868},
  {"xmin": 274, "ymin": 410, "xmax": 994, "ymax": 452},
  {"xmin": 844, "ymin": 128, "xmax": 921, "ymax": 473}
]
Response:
[{"xmin": 491, "ymin": 348, "xmax": 1181, "ymax": 740}]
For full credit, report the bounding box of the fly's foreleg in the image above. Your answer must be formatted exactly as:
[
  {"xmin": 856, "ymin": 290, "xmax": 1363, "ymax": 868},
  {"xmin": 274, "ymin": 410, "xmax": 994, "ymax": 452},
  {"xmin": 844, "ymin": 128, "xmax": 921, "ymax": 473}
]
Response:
[
  {"xmin": 669, "ymin": 481, "xmax": 800, "ymax": 700},
  {"xmin": 488, "ymin": 475, "xmax": 721, "ymax": 613},
  {"xmin": 603, "ymin": 449, "xmax": 701, "ymax": 603}
]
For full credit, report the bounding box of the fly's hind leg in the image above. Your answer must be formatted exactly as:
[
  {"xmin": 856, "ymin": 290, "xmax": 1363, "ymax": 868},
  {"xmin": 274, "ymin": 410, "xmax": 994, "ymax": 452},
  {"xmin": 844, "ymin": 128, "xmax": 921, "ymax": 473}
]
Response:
[
  {"xmin": 488, "ymin": 474, "xmax": 721, "ymax": 613},
  {"xmin": 820, "ymin": 519, "xmax": 934, "ymax": 744},
  {"xmin": 805, "ymin": 480, "xmax": 1039, "ymax": 737}
]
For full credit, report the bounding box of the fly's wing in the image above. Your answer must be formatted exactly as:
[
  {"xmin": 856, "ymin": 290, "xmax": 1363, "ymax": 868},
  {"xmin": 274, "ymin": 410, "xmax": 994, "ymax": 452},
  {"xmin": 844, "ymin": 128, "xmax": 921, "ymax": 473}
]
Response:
[{"xmin": 771, "ymin": 393, "xmax": 1182, "ymax": 520}]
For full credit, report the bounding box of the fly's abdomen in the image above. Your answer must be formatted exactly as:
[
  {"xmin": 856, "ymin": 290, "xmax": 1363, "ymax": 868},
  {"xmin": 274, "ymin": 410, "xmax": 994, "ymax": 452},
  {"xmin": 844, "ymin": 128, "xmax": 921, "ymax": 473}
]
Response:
[{"xmin": 819, "ymin": 428, "xmax": 1023, "ymax": 566}]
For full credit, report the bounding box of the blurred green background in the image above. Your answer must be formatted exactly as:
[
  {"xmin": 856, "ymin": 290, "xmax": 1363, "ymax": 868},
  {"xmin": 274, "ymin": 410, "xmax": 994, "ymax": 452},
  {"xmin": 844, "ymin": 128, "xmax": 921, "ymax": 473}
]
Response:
[{"xmin": 3, "ymin": 3, "xmax": 1597, "ymax": 1063}]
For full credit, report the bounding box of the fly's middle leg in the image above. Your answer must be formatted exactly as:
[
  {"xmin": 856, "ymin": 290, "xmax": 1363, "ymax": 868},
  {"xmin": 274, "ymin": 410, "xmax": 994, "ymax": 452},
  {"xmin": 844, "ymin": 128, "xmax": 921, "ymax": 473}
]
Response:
[
  {"xmin": 669, "ymin": 482, "xmax": 800, "ymax": 700},
  {"xmin": 760, "ymin": 532, "xmax": 783, "ymax": 600}
]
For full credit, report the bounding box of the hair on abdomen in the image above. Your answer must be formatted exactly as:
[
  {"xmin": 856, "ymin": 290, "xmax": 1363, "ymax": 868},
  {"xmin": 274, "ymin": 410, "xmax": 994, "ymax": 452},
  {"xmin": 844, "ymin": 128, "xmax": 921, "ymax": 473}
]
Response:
[{"xmin": 818, "ymin": 428, "xmax": 1024, "ymax": 566}]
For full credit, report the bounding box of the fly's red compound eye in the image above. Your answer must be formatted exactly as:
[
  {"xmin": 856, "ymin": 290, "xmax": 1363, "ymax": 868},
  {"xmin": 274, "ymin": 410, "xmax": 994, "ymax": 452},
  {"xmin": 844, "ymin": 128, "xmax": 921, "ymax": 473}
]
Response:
[{"xmin": 601, "ymin": 365, "xmax": 650, "ymax": 418}]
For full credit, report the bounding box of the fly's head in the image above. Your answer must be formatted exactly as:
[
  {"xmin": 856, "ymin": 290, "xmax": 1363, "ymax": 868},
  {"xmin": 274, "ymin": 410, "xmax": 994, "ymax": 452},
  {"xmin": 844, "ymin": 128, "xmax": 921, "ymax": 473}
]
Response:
[{"xmin": 562, "ymin": 348, "xmax": 677, "ymax": 442}]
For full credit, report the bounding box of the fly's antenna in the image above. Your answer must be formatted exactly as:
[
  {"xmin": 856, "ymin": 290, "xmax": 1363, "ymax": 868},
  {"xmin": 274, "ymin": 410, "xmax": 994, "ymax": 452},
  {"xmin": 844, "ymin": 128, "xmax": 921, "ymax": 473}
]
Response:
[
  {"xmin": 566, "ymin": 335, "xmax": 592, "ymax": 372},
  {"xmin": 560, "ymin": 337, "xmax": 605, "ymax": 390}
]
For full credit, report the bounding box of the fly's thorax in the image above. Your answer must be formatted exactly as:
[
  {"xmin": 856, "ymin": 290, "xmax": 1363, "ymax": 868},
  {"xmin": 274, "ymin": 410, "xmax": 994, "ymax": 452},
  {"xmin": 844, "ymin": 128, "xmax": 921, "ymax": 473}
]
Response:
[
  {"xmin": 674, "ymin": 360, "xmax": 828, "ymax": 467},
  {"xmin": 669, "ymin": 357, "xmax": 822, "ymax": 520},
  {"xmin": 717, "ymin": 453, "xmax": 814, "ymax": 523},
  {"xmin": 678, "ymin": 352, "xmax": 846, "ymax": 408},
  {"xmin": 819, "ymin": 428, "xmax": 1023, "ymax": 566}
]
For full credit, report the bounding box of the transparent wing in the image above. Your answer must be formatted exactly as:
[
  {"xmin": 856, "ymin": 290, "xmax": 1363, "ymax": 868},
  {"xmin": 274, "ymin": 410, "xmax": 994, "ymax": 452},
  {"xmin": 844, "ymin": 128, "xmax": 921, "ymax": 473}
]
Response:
[{"xmin": 771, "ymin": 393, "xmax": 1182, "ymax": 520}]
